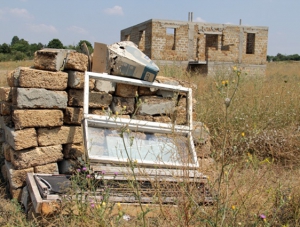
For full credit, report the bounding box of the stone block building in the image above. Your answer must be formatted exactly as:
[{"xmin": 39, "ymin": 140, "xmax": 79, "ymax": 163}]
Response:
[{"xmin": 121, "ymin": 18, "xmax": 268, "ymax": 76}]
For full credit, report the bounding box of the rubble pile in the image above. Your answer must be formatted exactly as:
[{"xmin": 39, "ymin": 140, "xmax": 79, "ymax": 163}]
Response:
[{"xmin": 0, "ymin": 46, "xmax": 210, "ymax": 202}]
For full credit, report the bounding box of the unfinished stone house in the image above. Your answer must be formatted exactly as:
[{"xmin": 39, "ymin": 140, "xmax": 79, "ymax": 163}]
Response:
[{"xmin": 121, "ymin": 18, "xmax": 269, "ymax": 76}]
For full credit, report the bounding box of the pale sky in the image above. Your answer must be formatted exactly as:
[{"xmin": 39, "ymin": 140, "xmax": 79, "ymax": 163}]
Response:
[{"xmin": 0, "ymin": 0, "xmax": 299, "ymax": 56}]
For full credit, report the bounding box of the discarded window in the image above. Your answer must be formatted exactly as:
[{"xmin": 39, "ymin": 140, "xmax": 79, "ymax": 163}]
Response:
[
  {"xmin": 83, "ymin": 72, "xmax": 198, "ymax": 169},
  {"xmin": 246, "ymin": 33, "xmax": 255, "ymax": 54},
  {"xmin": 206, "ymin": 34, "xmax": 218, "ymax": 50},
  {"xmin": 166, "ymin": 28, "xmax": 176, "ymax": 50}
]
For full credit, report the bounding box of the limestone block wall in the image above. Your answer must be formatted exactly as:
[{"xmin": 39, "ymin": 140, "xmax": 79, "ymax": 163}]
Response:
[{"xmin": 0, "ymin": 49, "xmax": 210, "ymax": 201}]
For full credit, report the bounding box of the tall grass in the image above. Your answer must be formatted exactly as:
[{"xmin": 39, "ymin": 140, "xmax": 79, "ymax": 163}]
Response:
[{"xmin": 0, "ymin": 61, "xmax": 300, "ymax": 226}]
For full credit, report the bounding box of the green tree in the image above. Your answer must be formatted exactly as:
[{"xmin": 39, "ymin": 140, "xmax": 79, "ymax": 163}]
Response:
[
  {"xmin": 29, "ymin": 42, "xmax": 44, "ymax": 56},
  {"xmin": 11, "ymin": 36, "xmax": 20, "ymax": 46},
  {"xmin": 47, "ymin": 39, "xmax": 64, "ymax": 49},
  {"xmin": 11, "ymin": 39, "xmax": 30, "ymax": 55},
  {"xmin": 0, "ymin": 43, "xmax": 11, "ymax": 54},
  {"xmin": 76, "ymin": 40, "xmax": 93, "ymax": 54}
]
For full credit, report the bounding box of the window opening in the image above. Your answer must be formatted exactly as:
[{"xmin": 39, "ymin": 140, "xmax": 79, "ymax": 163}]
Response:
[
  {"xmin": 246, "ymin": 33, "xmax": 255, "ymax": 54},
  {"xmin": 166, "ymin": 28, "xmax": 176, "ymax": 50}
]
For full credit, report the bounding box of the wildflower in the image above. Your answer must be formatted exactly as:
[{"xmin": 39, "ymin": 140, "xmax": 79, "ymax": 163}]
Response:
[
  {"xmin": 82, "ymin": 167, "xmax": 87, "ymax": 171},
  {"xmin": 115, "ymin": 111, "xmax": 119, "ymax": 116},
  {"xmin": 231, "ymin": 205, "xmax": 236, "ymax": 210},
  {"xmin": 101, "ymin": 170, "xmax": 106, "ymax": 175},
  {"xmin": 233, "ymin": 66, "xmax": 237, "ymax": 71},
  {"xmin": 241, "ymin": 132, "xmax": 245, "ymax": 137},
  {"xmin": 117, "ymin": 202, "xmax": 122, "ymax": 210},
  {"xmin": 133, "ymin": 160, "xmax": 138, "ymax": 165},
  {"xmin": 237, "ymin": 71, "xmax": 241, "ymax": 77},
  {"xmin": 76, "ymin": 169, "xmax": 81, "ymax": 172},
  {"xmin": 114, "ymin": 172, "xmax": 118, "ymax": 176},
  {"xmin": 259, "ymin": 214, "xmax": 266, "ymax": 219},
  {"xmin": 91, "ymin": 203, "xmax": 95, "ymax": 208},
  {"xmin": 86, "ymin": 174, "xmax": 91, "ymax": 178},
  {"xmin": 102, "ymin": 202, "xmax": 106, "ymax": 207},
  {"xmin": 221, "ymin": 80, "xmax": 228, "ymax": 86},
  {"xmin": 222, "ymin": 80, "xmax": 226, "ymax": 86},
  {"xmin": 123, "ymin": 105, "xmax": 127, "ymax": 110}
]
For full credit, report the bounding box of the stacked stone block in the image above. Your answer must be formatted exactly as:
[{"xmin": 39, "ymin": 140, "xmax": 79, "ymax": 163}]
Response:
[{"xmin": 0, "ymin": 48, "xmax": 210, "ymax": 202}]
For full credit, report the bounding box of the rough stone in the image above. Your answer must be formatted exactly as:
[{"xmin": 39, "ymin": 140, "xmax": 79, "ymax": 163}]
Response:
[
  {"xmin": 138, "ymin": 86, "xmax": 157, "ymax": 96},
  {"xmin": 64, "ymin": 51, "xmax": 88, "ymax": 72},
  {"xmin": 10, "ymin": 187, "xmax": 23, "ymax": 201},
  {"xmin": 34, "ymin": 48, "xmax": 71, "ymax": 72},
  {"xmin": 18, "ymin": 68, "xmax": 68, "ymax": 90},
  {"xmin": 0, "ymin": 87, "xmax": 14, "ymax": 102},
  {"xmin": 2, "ymin": 142, "xmax": 13, "ymax": 161},
  {"xmin": 14, "ymin": 88, "xmax": 68, "ymax": 109},
  {"xmin": 5, "ymin": 161, "xmax": 34, "ymax": 189},
  {"xmin": 68, "ymin": 89, "xmax": 112, "ymax": 108},
  {"xmin": 153, "ymin": 116, "xmax": 172, "ymax": 123},
  {"xmin": 0, "ymin": 101, "xmax": 12, "ymax": 116},
  {"xmin": 10, "ymin": 145, "xmax": 63, "ymax": 170},
  {"xmin": 37, "ymin": 126, "xmax": 82, "ymax": 146},
  {"xmin": 90, "ymin": 108, "xmax": 111, "ymax": 116},
  {"xmin": 4, "ymin": 126, "xmax": 37, "ymax": 150},
  {"xmin": 131, "ymin": 115, "xmax": 154, "ymax": 121},
  {"xmin": 110, "ymin": 97, "xmax": 135, "ymax": 114},
  {"xmin": 7, "ymin": 67, "xmax": 27, "ymax": 87},
  {"xmin": 137, "ymin": 96, "xmax": 175, "ymax": 116},
  {"xmin": 13, "ymin": 109, "xmax": 64, "ymax": 130},
  {"xmin": 94, "ymin": 80, "xmax": 116, "ymax": 94},
  {"xmin": 67, "ymin": 70, "xmax": 95, "ymax": 90},
  {"xmin": 115, "ymin": 83, "xmax": 138, "ymax": 97},
  {"xmin": 34, "ymin": 163, "xmax": 59, "ymax": 174},
  {"xmin": 64, "ymin": 107, "xmax": 83, "ymax": 125},
  {"xmin": 63, "ymin": 143, "xmax": 85, "ymax": 159}
]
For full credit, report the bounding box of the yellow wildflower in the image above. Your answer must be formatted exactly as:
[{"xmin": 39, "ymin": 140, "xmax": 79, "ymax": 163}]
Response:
[
  {"xmin": 102, "ymin": 202, "xmax": 106, "ymax": 207},
  {"xmin": 115, "ymin": 111, "xmax": 119, "ymax": 116},
  {"xmin": 233, "ymin": 66, "xmax": 237, "ymax": 71},
  {"xmin": 123, "ymin": 105, "xmax": 127, "ymax": 110},
  {"xmin": 117, "ymin": 202, "xmax": 122, "ymax": 210},
  {"xmin": 231, "ymin": 205, "xmax": 236, "ymax": 210},
  {"xmin": 237, "ymin": 71, "xmax": 241, "ymax": 76},
  {"xmin": 241, "ymin": 132, "xmax": 245, "ymax": 137}
]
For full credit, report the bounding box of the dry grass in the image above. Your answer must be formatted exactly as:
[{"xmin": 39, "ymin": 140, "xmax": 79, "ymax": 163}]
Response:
[
  {"xmin": 0, "ymin": 60, "xmax": 33, "ymax": 87},
  {"xmin": 0, "ymin": 61, "xmax": 300, "ymax": 226}
]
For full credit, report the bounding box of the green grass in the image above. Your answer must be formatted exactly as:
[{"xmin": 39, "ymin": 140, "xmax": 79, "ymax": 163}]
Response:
[{"xmin": 1, "ymin": 61, "xmax": 300, "ymax": 226}]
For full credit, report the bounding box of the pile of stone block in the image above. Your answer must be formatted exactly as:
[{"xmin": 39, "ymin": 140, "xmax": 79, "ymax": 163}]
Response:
[{"xmin": 0, "ymin": 48, "xmax": 210, "ymax": 202}]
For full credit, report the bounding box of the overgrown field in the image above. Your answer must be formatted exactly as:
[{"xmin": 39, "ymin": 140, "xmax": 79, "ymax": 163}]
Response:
[{"xmin": 1, "ymin": 61, "xmax": 300, "ymax": 226}]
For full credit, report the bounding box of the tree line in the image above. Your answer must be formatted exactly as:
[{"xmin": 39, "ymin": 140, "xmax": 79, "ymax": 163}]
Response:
[
  {"xmin": 0, "ymin": 36, "xmax": 93, "ymax": 62},
  {"xmin": 267, "ymin": 53, "xmax": 300, "ymax": 62}
]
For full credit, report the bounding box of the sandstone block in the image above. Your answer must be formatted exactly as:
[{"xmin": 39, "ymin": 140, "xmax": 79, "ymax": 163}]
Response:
[
  {"xmin": 138, "ymin": 86, "xmax": 157, "ymax": 96},
  {"xmin": 64, "ymin": 51, "xmax": 88, "ymax": 72},
  {"xmin": 34, "ymin": 49, "xmax": 71, "ymax": 72},
  {"xmin": 63, "ymin": 143, "xmax": 85, "ymax": 159},
  {"xmin": 64, "ymin": 107, "xmax": 83, "ymax": 125},
  {"xmin": 94, "ymin": 80, "xmax": 116, "ymax": 94},
  {"xmin": 0, "ymin": 101, "xmax": 12, "ymax": 116},
  {"xmin": 5, "ymin": 161, "xmax": 34, "ymax": 189},
  {"xmin": 132, "ymin": 115, "xmax": 154, "ymax": 121},
  {"xmin": 153, "ymin": 116, "xmax": 172, "ymax": 123},
  {"xmin": 68, "ymin": 89, "xmax": 112, "ymax": 108},
  {"xmin": 4, "ymin": 126, "xmax": 37, "ymax": 150},
  {"xmin": 18, "ymin": 68, "xmax": 68, "ymax": 90},
  {"xmin": 137, "ymin": 96, "xmax": 175, "ymax": 116},
  {"xmin": 15, "ymin": 88, "xmax": 68, "ymax": 109},
  {"xmin": 10, "ymin": 187, "xmax": 23, "ymax": 201},
  {"xmin": 7, "ymin": 67, "xmax": 27, "ymax": 87},
  {"xmin": 115, "ymin": 83, "xmax": 138, "ymax": 97},
  {"xmin": 1, "ymin": 164, "xmax": 7, "ymax": 180},
  {"xmin": 110, "ymin": 97, "xmax": 135, "ymax": 114},
  {"xmin": 67, "ymin": 71, "xmax": 95, "ymax": 90},
  {"xmin": 37, "ymin": 126, "xmax": 82, "ymax": 146},
  {"xmin": 34, "ymin": 163, "xmax": 59, "ymax": 174},
  {"xmin": 2, "ymin": 142, "xmax": 13, "ymax": 161},
  {"xmin": 11, "ymin": 145, "xmax": 63, "ymax": 170},
  {"xmin": 13, "ymin": 109, "xmax": 63, "ymax": 129},
  {"xmin": 0, "ymin": 87, "xmax": 14, "ymax": 101},
  {"xmin": 90, "ymin": 108, "xmax": 111, "ymax": 116}
]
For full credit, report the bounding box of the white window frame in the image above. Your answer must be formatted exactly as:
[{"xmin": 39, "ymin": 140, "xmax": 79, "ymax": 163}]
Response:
[{"xmin": 83, "ymin": 72, "xmax": 199, "ymax": 169}]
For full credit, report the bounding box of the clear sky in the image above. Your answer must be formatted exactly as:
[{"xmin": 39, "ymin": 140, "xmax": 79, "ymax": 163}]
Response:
[{"xmin": 0, "ymin": 0, "xmax": 299, "ymax": 56}]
